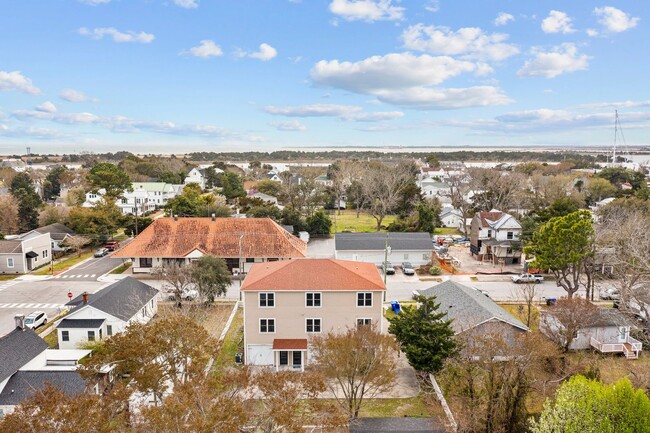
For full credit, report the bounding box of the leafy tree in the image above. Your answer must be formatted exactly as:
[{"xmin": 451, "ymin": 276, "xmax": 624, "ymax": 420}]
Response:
[
  {"xmin": 203, "ymin": 167, "xmax": 221, "ymax": 189},
  {"xmin": 530, "ymin": 376, "xmax": 650, "ymax": 433},
  {"xmin": 190, "ymin": 255, "xmax": 231, "ymax": 302},
  {"xmin": 157, "ymin": 170, "xmax": 183, "ymax": 184},
  {"xmin": 426, "ymin": 154, "xmax": 440, "ymax": 168},
  {"xmin": 87, "ymin": 162, "xmax": 131, "ymax": 198},
  {"xmin": 122, "ymin": 215, "xmax": 154, "ymax": 237},
  {"xmin": 65, "ymin": 199, "xmax": 121, "ymax": 244},
  {"xmin": 164, "ymin": 183, "xmax": 218, "ymax": 217},
  {"xmin": 10, "ymin": 172, "xmax": 42, "ymax": 232},
  {"xmin": 66, "ymin": 186, "xmax": 87, "ymax": 206},
  {"xmin": 586, "ymin": 177, "xmax": 618, "ymax": 203},
  {"xmin": 310, "ymin": 325, "xmax": 397, "ymax": 418},
  {"xmin": 524, "ymin": 210, "xmax": 595, "ymax": 298},
  {"xmin": 219, "ymin": 172, "xmax": 245, "ymax": 199},
  {"xmin": 247, "ymin": 205, "xmax": 282, "ymax": 221},
  {"xmin": 281, "ymin": 207, "xmax": 307, "ymax": 233},
  {"xmin": 39, "ymin": 205, "xmax": 68, "ymax": 226},
  {"xmin": 388, "ymin": 294, "xmax": 456, "ymax": 375},
  {"xmin": 255, "ymin": 179, "xmax": 283, "ymax": 197},
  {"xmin": 306, "ymin": 209, "xmax": 332, "ymax": 236},
  {"xmin": 596, "ymin": 167, "xmax": 646, "ymax": 190},
  {"xmin": 43, "ymin": 166, "xmax": 67, "ymax": 200}
]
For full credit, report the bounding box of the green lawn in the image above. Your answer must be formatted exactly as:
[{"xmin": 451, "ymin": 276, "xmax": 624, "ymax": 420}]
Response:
[
  {"xmin": 0, "ymin": 275, "xmax": 17, "ymax": 281},
  {"xmin": 359, "ymin": 396, "xmax": 434, "ymax": 418},
  {"xmin": 435, "ymin": 227, "xmax": 463, "ymax": 235},
  {"xmin": 214, "ymin": 307, "xmax": 244, "ymax": 369},
  {"xmin": 110, "ymin": 262, "xmax": 132, "ymax": 274},
  {"xmin": 33, "ymin": 251, "xmax": 94, "ymax": 276},
  {"xmin": 330, "ymin": 210, "xmax": 397, "ymax": 233}
]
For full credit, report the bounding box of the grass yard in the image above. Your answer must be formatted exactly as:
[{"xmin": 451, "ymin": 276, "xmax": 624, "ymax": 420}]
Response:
[
  {"xmin": 34, "ymin": 251, "xmax": 94, "ymax": 276},
  {"xmin": 159, "ymin": 302, "xmax": 235, "ymax": 338},
  {"xmin": 110, "ymin": 262, "xmax": 132, "ymax": 274},
  {"xmin": 358, "ymin": 395, "xmax": 438, "ymax": 418},
  {"xmin": 214, "ymin": 307, "xmax": 244, "ymax": 368},
  {"xmin": 330, "ymin": 210, "xmax": 397, "ymax": 233},
  {"xmin": 0, "ymin": 275, "xmax": 17, "ymax": 281},
  {"xmin": 435, "ymin": 227, "xmax": 463, "ymax": 235},
  {"xmin": 499, "ymin": 303, "xmax": 540, "ymax": 331}
]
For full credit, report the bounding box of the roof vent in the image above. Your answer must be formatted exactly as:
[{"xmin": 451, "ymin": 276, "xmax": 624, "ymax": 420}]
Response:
[{"xmin": 174, "ymin": 215, "xmax": 178, "ymax": 221}]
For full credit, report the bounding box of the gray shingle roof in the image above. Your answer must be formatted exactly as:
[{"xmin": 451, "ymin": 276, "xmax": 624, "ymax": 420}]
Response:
[
  {"xmin": 0, "ymin": 327, "xmax": 49, "ymax": 383},
  {"xmin": 350, "ymin": 417, "xmax": 445, "ymax": 433},
  {"xmin": 66, "ymin": 277, "xmax": 158, "ymax": 322},
  {"xmin": 0, "ymin": 239, "xmax": 23, "ymax": 254},
  {"xmin": 335, "ymin": 232, "xmax": 433, "ymax": 251},
  {"xmin": 0, "ymin": 370, "xmax": 86, "ymax": 405},
  {"xmin": 58, "ymin": 318, "xmax": 105, "ymax": 329},
  {"xmin": 418, "ymin": 281, "xmax": 529, "ymax": 334},
  {"xmin": 36, "ymin": 223, "xmax": 77, "ymax": 241}
]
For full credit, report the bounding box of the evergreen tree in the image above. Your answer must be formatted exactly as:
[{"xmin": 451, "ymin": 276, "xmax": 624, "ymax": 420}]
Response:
[
  {"xmin": 10, "ymin": 173, "xmax": 42, "ymax": 232},
  {"xmin": 306, "ymin": 209, "xmax": 332, "ymax": 236}
]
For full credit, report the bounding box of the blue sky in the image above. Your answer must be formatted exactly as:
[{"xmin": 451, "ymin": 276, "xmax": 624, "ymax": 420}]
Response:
[{"xmin": 0, "ymin": 0, "xmax": 648, "ymax": 154}]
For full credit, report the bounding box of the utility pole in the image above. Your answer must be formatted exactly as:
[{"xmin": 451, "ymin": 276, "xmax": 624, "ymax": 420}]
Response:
[
  {"xmin": 383, "ymin": 233, "xmax": 391, "ymax": 285},
  {"xmin": 238, "ymin": 232, "xmax": 244, "ymax": 286}
]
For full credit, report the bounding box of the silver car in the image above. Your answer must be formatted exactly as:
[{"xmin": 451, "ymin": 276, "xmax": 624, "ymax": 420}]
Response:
[
  {"xmin": 402, "ymin": 262, "xmax": 415, "ymax": 275},
  {"xmin": 24, "ymin": 311, "xmax": 48, "ymax": 329}
]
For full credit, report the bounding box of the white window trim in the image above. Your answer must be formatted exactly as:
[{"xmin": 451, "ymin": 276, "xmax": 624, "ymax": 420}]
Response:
[
  {"xmin": 305, "ymin": 292, "xmax": 322, "ymax": 308},
  {"xmin": 7, "ymin": 258, "xmax": 14, "ymax": 268},
  {"xmin": 258, "ymin": 292, "xmax": 275, "ymax": 308},
  {"xmin": 259, "ymin": 318, "xmax": 276, "ymax": 334},
  {"xmin": 356, "ymin": 292, "xmax": 373, "ymax": 308},
  {"xmin": 305, "ymin": 318, "xmax": 322, "ymax": 333}
]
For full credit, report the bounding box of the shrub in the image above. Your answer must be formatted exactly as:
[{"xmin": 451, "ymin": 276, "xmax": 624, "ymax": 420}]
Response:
[{"xmin": 429, "ymin": 266, "xmax": 441, "ymax": 276}]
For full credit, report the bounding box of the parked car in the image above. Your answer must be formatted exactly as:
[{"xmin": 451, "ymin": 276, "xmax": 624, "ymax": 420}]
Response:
[
  {"xmin": 94, "ymin": 248, "xmax": 109, "ymax": 258},
  {"xmin": 511, "ymin": 273, "xmax": 544, "ymax": 284},
  {"xmin": 402, "ymin": 262, "xmax": 415, "ymax": 276},
  {"xmin": 167, "ymin": 289, "xmax": 199, "ymax": 301},
  {"xmin": 382, "ymin": 262, "xmax": 395, "ymax": 275},
  {"xmin": 104, "ymin": 241, "xmax": 120, "ymax": 251},
  {"xmin": 599, "ymin": 287, "xmax": 620, "ymax": 301},
  {"xmin": 24, "ymin": 311, "xmax": 47, "ymax": 329}
]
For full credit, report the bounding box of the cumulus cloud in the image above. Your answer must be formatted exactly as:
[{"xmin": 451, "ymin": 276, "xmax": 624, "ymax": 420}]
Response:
[
  {"xmin": 270, "ymin": 120, "xmax": 307, "ymax": 131},
  {"xmin": 237, "ymin": 43, "xmax": 277, "ymax": 61},
  {"xmin": 494, "ymin": 12, "xmax": 514, "ymax": 26},
  {"xmin": 594, "ymin": 6, "xmax": 639, "ymax": 33},
  {"xmin": 60, "ymin": 88, "xmax": 95, "ymax": 102},
  {"xmin": 586, "ymin": 28, "xmax": 599, "ymax": 37},
  {"xmin": 401, "ymin": 24, "xmax": 519, "ymax": 61},
  {"xmin": 424, "ymin": 1, "xmax": 439, "ymax": 13},
  {"xmin": 79, "ymin": 27, "xmax": 155, "ymax": 43},
  {"xmin": 329, "ymin": 0, "xmax": 404, "ymax": 22},
  {"xmin": 0, "ymin": 125, "xmax": 67, "ymax": 140},
  {"xmin": 185, "ymin": 40, "xmax": 223, "ymax": 58},
  {"xmin": 541, "ymin": 10, "xmax": 575, "ymax": 34},
  {"xmin": 518, "ymin": 43, "xmax": 589, "ymax": 78},
  {"xmin": 371, "ymin": 86, "xmax": 512, "ymax": 110},
  {"xmin": 263, "ymin": 104, "xmax": 404, "ymax": 121},
  {"xmin": 174, "ymin": 0, "xmax": 198, "ymax": 9},
  {"xmin": 35, "ymin": 101, "xmax": 57, "ymax": 113},
  {"xmin": 0, "ymin": 70, "xmax": 41, "ymax": 95}
]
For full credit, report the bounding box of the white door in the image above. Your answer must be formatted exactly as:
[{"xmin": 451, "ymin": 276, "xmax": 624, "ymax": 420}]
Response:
[{"xmin": 247, "ymin": 344, "xmax": 273, "ymax": 365}]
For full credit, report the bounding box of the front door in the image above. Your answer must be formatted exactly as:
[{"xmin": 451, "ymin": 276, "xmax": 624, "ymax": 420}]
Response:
[{"xmin": 279, "ymin": 351, "xmax": 289, "ymax": 366}]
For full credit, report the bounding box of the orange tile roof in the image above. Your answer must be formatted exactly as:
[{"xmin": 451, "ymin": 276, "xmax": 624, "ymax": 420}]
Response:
[
  {"xmin": 272, "ymin": 339, "xmax": 308, "ymax": 350},
  {"xmin": 240, "ymin": 258, "xmax": 386, "ymax": 292},
  {"xmin": 113, "ymin": 217, "xmax": 306, "ymax": 259}
]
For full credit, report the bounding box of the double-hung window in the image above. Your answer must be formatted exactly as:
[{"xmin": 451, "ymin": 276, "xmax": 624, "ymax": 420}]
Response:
[
  {"xmin": 306, "ymin": 292, "xmax": 321, "ymax": 307},
  {"xmin": 357, "ymin": 318, "xmax": 372, "ymax": 328},
  {"xmin": 259, "ymin": 292, "xmax": 275, "ymax": 308},
  {"xmin": 306, "ymin": 318, "xmax": 321, "ymax": 333},
  {"xmin": 88, "ymin": 331, "xmax": 95, "ymax": 341},
  {"xmin": 61, "ymin": 330, "xmax": 69, "ymax": 341},
  {"xmin": 260, "ymin": 319, "xmax": 275, "ymax": 333},
  {"xmin": 357, "ymin": 292, "xmax": 372, "ymax": 307}
]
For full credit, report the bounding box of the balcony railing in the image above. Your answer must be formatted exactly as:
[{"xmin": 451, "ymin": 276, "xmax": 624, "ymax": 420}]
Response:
[{"xmin": 590, "ymin": 336, "xmax": 641, "ymax": 359}]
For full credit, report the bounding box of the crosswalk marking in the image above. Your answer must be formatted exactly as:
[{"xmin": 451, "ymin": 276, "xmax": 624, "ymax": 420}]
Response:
[
  {"xmin": 53, "ymin": 273, "xmax": 99, "ymax": 279},
  {"xmin": 0, "ymin": 303, "xmax": 66, "ymax": 309}
]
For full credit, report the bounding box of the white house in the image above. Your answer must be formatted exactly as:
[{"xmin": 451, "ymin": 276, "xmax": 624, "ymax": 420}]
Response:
[
  {"xmin": 57, "ymin": 278, "xmax": 159, "ymax": 350},
  {"xmin": 470, "ymin": 210, "xmax": 522, "ymax": 265},
  {"xmin": 335, "ymin": 232, "xmax": 433, "ymax": 266},
  {"xmin": 0, "ymin": 316, "xmax": 90, "ymax": 416},
  {"xmin": 36, "ymin": 223, "xmax": 77, "ymax": 253},
  {"xmin": 184, "ymin": 167, "xmax": 222, "ymax": 189},
  {"xmin": 440, "ymin": 207, "xmax": 463, "ymax": 229},
  {"xmin": 82, "ymin": 188, "xmax": 106, "ymax": 208},
  {"xmin": 118, "ymin": 182, "xmax": 179, "ymax": 215},
  {"xmin": 0, "ymin": 231, "xmax": 52, "ymax": 274}
]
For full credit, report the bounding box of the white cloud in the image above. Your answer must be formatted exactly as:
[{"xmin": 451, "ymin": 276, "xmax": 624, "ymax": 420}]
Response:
[
  {"xmin": 574, "ymin": 100, "xmax": 650, "ymax": 110},
  {"xmin": 494, "ymin": 12, "xmax": 514, "ymax": 26},
  {"xmin": 0, "ymin": 125, "xmax": 67, "ymax": 140},
  {"xmin": 186, "ymin": 40, "xmax": 223, "ymax": 58},
  {"xmin": 518, "ymin": 43, "xmax": 589, "ymax": 78},
  {"xmin": 174, "ymin": 0, "xmax": 198, "ymax": 9},
  {"xmin": 237, "ymin": 43, "xmax": 278, "ymax": 61},
  {"xmin": 586, "ymin": 28, "xmax": 599, "ymax": 37},
  {"xmin": 78, "ymin": 27, "xmax": 155, "ymax": 43},
  {"xmin": 401, "ymin": 24, "xmax": 519, "ymax": 61},
  {"xmin": 35, "ymin": 101, "xmax": 57, "ymax": 113},
  {"xmin": 311, "ymin": 52, "xmax": 477, "ymax": 93},
  {"xmin": 541, "ymin": 10, "xmax": 575, "ymax": 34},
  {"xmin": 270, "ymin": 120, "xmax": 307, "ymax": 131},
  {"xmin": 594, "ymin": 6, "xmax": 639, "ymax": 33},
  {"xmin": 60, "ymin": 88, "xmax": 95, "ymax": 102},
  {"xmin": 329, "ymin": 0, "xmax": 404, "ymax": 22},
  {"xmin": 263, "ymin": 104, "xmax": 404, "ymax": 121},
  {"xmin": 424, "ymin": 1, "xmax": 439, "ymax": 13},
  {"xmin": 372, "ymin": 86, "xmax": 512, "ymax": 110},
  {"xmin": 0, "ymin": 70, "xmax": 41, "ymax": 95},
  {"xmin": 78, "ymin": 0, "xmax": 110, "ymax": 5}
]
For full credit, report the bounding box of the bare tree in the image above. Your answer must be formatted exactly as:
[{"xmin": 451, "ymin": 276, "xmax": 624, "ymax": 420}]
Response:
[
  {"xmin": 540, "ymin": 297, "xmax": 600, "ymax": 352},
  {"xmin": 443, "ymin": 172, "xmax": 472, "ymax": 236},
  {"xmin": 466, "ymin": 168, "xmax": 525, "ymax": 212},
  {"xmin": 64, "ymin": 235, "xmax": 92, "ymax": 257},
  {"xmin": 153, "ymin": 262, "xmax": 194, "ymax": 307},
  {"xmin": 0, "ymin": 194, "xmax": 20, "ymax": 235},
  {"xmin": 362, "ymin": 162, "xmax": 413, "ymax": 231},
  {"xmin": 310, "ymin": 324, "xmax": 398, "ymax": 418},
  {"xmin": 511, "ymin": 282, "xmax": 540, "ymax": 328}
]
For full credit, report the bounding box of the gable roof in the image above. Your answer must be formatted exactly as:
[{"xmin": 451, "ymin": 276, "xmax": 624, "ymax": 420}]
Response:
[
  {"xmin": 114, "ymin": 217, "xmax": 306, "ymax": 259},
  {"xmin": 65, "ymin": 277, "xmax": 158, "ymax": 322},
  {"xmin": 474, "ymin": 211, "xmax": 521, "ymax": 231},
  {"xmin": 335, "ymin": 232, "xmax": 432, "ymax": 252},
  {"xmin": 241, "ymin": 259, "xmax": 385, "ymax": 292},
  {"xmin": 0, "ymin": 239, "xmax": 23, "ymax": 254},
  {"xmin": 130, "ymin": 182, "xmax": 175, "ymax": 193},
  {"xmin": 58, "ymin": 318, "xmax": 105, "ymax": 329},
  {"xmin": 0, "ymin": 327, "xmax": 49, "ymax": 383},
  {"xmin": 418, "ymin": 281, "xmax": 529, "ymax": 334},
  {"xmin": 36, "ymin": 223, "xmax": 77, "ymax": 241},
  {"xmin": 0, "ymin": 370, "xmax": 86, "ymax": 406}
]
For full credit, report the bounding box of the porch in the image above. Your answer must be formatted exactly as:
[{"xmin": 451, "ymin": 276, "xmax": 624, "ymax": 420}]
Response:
[
  {"xmin": 590, "ymin": 336, "xmax": 642, "ymax": 359},
  {"xmin": 272, "ymin": 338, "xmax": 307, "ymax": 372}
]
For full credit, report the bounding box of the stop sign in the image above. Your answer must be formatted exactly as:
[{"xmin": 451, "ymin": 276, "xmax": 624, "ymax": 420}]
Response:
[{"xmin": 67, "ymin": 291, "xmax": 73, "ymax": 300}]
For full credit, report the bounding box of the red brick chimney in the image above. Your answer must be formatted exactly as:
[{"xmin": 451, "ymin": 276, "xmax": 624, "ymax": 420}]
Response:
[{"xmin": 82, "ymin": 291, "xmax": 89, "ymax": 303}]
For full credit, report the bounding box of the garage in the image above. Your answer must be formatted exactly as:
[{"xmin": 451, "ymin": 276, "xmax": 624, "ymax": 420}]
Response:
[{"xmin": 246, "ymin": 344, "xmax": 273, "ymax": 366}]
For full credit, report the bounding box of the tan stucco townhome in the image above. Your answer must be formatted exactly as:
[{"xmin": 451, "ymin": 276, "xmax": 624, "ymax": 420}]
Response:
[{"xmin": 241, "ymin": 259, "xmax": 386, "ymax": 371}]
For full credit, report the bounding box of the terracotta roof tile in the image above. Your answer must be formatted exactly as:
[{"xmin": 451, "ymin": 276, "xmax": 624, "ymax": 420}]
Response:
[
  {"xmin": 241, "ymin": 258, "xmax": 386, "ymax": 292},
  {"xmin": 272, "ymin": 339, "xmax": 308, "ymax": 350},
  {"xmin": 114, "ymin": 217, "xmax": 306, "ymax": 259},
  {"xmin": 478, "ymin": 211, "xmax": 505, "ymax": 227}
]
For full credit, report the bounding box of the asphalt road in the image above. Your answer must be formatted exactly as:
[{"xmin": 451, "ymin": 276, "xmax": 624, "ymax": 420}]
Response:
[{"xmin": 50, "ymin": 238, "xmax": 133, "ymax": 282}]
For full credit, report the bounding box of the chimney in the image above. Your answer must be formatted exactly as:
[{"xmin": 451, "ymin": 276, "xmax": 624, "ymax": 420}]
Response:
[
  {"xmin": 82, "ymin": 291, "xmax": 89, "ymax": 304},
  {"xmin": 211, "ymin": 213, "xmax": 216, "ymax": 222},
  {"xmin": 14, "ymin": 314, "xmax": 25, "ymax": 330},
  {"xmin": 174, "ymin": 215, "xmax": 178, "ymax": 222}
]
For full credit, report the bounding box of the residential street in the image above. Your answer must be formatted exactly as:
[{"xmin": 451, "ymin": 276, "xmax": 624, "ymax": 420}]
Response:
[{"xmin": 49, "ymin": 238, "xmax": 133, "ymax": 282}]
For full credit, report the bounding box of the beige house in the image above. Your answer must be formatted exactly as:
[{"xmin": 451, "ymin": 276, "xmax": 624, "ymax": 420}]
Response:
[{"xmin": 241, "ymin": 259, "xmax": 386, "ymax": 371}]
